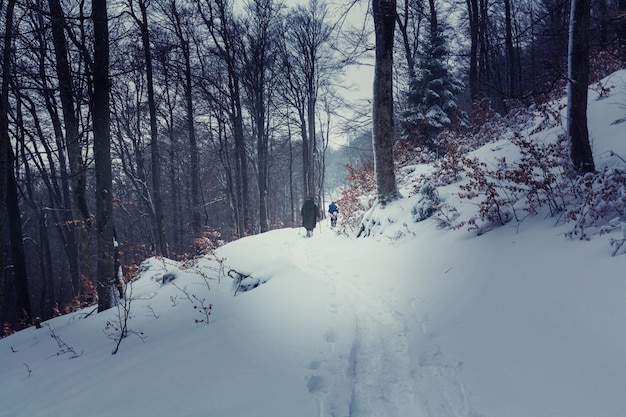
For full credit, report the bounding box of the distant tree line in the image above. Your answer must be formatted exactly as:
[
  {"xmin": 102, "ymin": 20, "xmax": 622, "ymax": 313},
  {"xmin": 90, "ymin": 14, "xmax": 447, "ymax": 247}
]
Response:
[{"xmin": 0, "ymin": 0, "xmax": 347, "ymax": 325}]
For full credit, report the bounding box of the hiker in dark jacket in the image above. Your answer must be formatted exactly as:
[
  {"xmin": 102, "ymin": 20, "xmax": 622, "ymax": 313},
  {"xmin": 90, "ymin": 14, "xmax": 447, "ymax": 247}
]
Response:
[{"xmin": 301, "ymin": 197, "xmax": 319, "ymax": 237}]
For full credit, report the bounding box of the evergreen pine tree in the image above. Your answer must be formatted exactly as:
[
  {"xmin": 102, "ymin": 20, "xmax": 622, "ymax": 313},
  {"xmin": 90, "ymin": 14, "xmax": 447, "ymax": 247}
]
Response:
[{"xmin": 401, "ymin": 19, "xmax": 465, "ymax": 153}]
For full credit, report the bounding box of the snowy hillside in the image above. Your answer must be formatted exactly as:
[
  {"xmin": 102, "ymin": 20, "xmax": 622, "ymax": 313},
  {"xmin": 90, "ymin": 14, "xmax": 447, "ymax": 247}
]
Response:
[{"xmin": 1, "ymin": 72, "xmax": 626, "ymax": 417}]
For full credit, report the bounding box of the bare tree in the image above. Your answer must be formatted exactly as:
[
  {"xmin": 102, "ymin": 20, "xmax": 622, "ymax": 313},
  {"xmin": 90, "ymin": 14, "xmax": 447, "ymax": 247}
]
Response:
[
  {"xmin": 196, "ymin": 0, "xmax": 251, "ymax": 237},
  {"xmin": 48, "ymin": 0, "xmax": 92, "ymax": 295},
  {"xmin": 127, "ymin": 0, "xmax": 168, "ymax": 256},
  {"xmin": 395, "ymin": 0, "xmax": 423, "ymax": 81},
  {"xmin": 241, "ymin": 0, "xmax": 282, "ymax": 232},
  {"xmin": 281, "ymin": 0, "xmax": 335, "ymax": 200},
  {"xmin": 2, "ymin": 0, "xmax": 33, "ymax": 327},
  {"xmin": 92, "ymin": 0, "xmax": 116, "ymax": 311},
  {"xmin": 163, "ymin": 0, "xmax": 203, "ymax": 238}
]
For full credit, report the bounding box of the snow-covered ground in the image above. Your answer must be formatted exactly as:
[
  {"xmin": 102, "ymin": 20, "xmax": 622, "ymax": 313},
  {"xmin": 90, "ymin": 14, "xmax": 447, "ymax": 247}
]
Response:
[{"xmin": 1, "ymin": 72, "xmax": 626, "ymax": 417}]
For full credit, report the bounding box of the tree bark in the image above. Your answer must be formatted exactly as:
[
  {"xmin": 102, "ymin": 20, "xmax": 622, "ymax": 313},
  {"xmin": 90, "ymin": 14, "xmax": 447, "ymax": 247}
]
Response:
[
  {"xmin": 48, "ymin": 0, "xmax": 92, "ymax": 295},
  {"xmin": 137, "ymin": 0, "xmax": 168, "ymax": 256},
  {"xmin": 467, "ymin": 0, "xmax": 479, "ymax": 100},
  {"xmin": 0, "ymin": 0, "xmax": 16, "ymax": 324},
  {"xmin": 567, "ymin": 0, "xmax": 595, "ymax": 173},
  {"xmin": 38, "ymin": 210, "xmax": 55, "ymax": 320},
  {"xmin": 197, "ymin": 0, "xmax": 250, "ymax": 236},
  {"xmin": 504, "ymin": 0, "xmax": 517, "ymax": 97},
  {"xmin": 395, "ymin": 0, "xmax": 420, "ymax": 81},
  {"xmin": 372, "ymin": 0, "xmax": 399, "ymax": 204},
  {"xmin": 165, "ymin": 2, "xmax": 204, "ymax": 240},
  {"xmin": 6, "ymin": 145, "xmax": 32, "ymax": 326},
  {"xmin": 92, "ymin": 0, "xmax": 115, "ymax": 312},
  {"xmin": 242, "ymin": 0, "xmax": 277, "ymax": 233}
]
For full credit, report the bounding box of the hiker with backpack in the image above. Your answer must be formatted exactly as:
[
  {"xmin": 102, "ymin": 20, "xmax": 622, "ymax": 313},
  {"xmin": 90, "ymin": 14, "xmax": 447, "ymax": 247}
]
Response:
[
  {"xmin": 301, "ymin": 197, "xmax": 319, "ymax": 237},
  {"xmin": 328, "ymin": 202, "xmax": 338, "ymax": 228}
]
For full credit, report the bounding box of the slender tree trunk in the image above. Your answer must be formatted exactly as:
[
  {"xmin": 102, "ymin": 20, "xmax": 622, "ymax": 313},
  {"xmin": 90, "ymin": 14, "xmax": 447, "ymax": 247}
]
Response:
[
  {"xmin": 478, "ymin": 0, "xmax": 490, "ymax": 99},
  {"xmin": 137, "ymin": 0, "xmax": 168, "ymax": 256},
  {"xmin": 38, "ymin": 210, "xmax": 55, "ymax": 319},
  {"xmin": 504, "ymin": 0, "xmax": 516, "ymax": 98},
  {"xmin": 257, "ymin": 126, "xmax": 270, "ymax": 232},
  {"xmin": 6, "ymin": 146, "xmax": 32, "ymax": 326},
  {"xmin": 182, "ymin": 42, "xmax": 202, "ymax": 238},
  {"xmin": 396, "ymin": 0, "xmax": 419, "ymax": 80},
  {"xmin": 231, "ymin": 76, "xmax": 250, "ymax": 236},
  {"xmin": 467, "ymin": 0, "xmax": 479, "ymax": 100},
  {"xmin": 306, "ymin": 92, "xmax": 316, "ymax": 199},
  {"xmin": 92, "ymin": 0, "xmax": 115, "ymax": 312},
  {"xmin": 567, "ymin": 0, "xmax": 595, "ymax": 173},
  {"xmin": 300, "ymin": 108, "xmax": 310, "ymax": 198},
  {"xmin": 618, "ymin": 0, "xmax": 626, "ymax": 53},
  {"xmin": 372, "ymin": 0, "xmax": 399, "ymax": 204},
  {"xmin": 196, "ymin": 0, "xmax": 252, "ymax": 236},
  {"xmin": 428, "ymin": 0, "xmax": 437, "ymax": 35},
  {"xmin": 171, "ymin": 4, "xmax": 203, "ymax": 239},
  {"xmin": 287, "ymin": 118, "xmax": 295, "ymax": 225},
  {"xmin": 0, "ymin": 0, "xmax": 16, "ymax": 324},
  {"xmin": 48, "ymin": 0, "xmax": 92, "ymax": 294},
  {"xmin": 162, "ymin": 63, "xmax": 182, "ymax": 253}
]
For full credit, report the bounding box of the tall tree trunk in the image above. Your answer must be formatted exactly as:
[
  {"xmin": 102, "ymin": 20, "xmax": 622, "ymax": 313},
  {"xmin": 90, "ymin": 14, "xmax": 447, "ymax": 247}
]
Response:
[
  {"xmin": 478, "ymin": 0, "xmax": 490, "ymax": 100},
  {"xmin": 287, "ymin": 118, "xmax": 295, "ymax": 225},
  {"xmin": 618, "ymin": 0, "xmax": 626, "ymax": 51},
  {"xmin": 242, "ymin": 0, "xmax": 277, "ymax": 234},
  {"xmin": 48, "ymin": 0, "xmax": 92, "ymax": 295},
  {"xmin": 38, "ymin": 210, "xmax": 55, "ymax": 320},
  {"xmin": 372, "ymin": 0, "xmax": 399, "ymax": 204},
  {"xmin": 306, "ymin": 92, "xmax": 316, "ymax": 199},
  {"xmin": 396, "ymin": 0, "xmax": 419, "ymax": 80},
  {"xmin": 504, "ymin": 0, "xmax": 517, "ymax": 98},
  {"xmin": 182, "ymin": 41, "xmax": 202, "ymax": 238},
  {"xmin": 428, "ymin": 0, "xmax": 437, "ymax": 35},
  {"xmin": 0, "ymin": 0, "xmax": 16, "ymax": 324},
  {"xmin": 161, "ymin": 63, "xmax": 182, "ymax": 253},
  {"xmin": 171, "ymin": 4, "xmax": 203, "ymax": 239},
  {"xmin": 137, "ymin": 0, "xmax": 168, "ymax": 256},
  {"xmin": 231, "ymin": 75, "xmax": 249, "ymax": 236},
  {"xmin": 92, "ymin": 0, "xmax": 115, "ymax": 312},
  {"xmin": 467, "ymin": 0, "xmax": 479, "ymax": 100},
  {"xmin": 6, "ymin": 146, "xmax": 32, "ymax": 327},
  {"xmin": 567, "ymin": 0, "xmax": 595, "ymax": 173},
  {"xmin": 257, "ymin": 127, "xmax": 270, "ymax": 233},
  {"xmin": 300, "ymin": 109, "xmax": 310, "ymax": 198}
]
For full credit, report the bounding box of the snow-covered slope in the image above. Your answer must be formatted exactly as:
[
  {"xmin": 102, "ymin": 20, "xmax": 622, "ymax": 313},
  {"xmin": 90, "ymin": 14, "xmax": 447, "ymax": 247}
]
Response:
[{"xmin": 1, "ymin": 72, "xmax": 626, "ymax": 417}]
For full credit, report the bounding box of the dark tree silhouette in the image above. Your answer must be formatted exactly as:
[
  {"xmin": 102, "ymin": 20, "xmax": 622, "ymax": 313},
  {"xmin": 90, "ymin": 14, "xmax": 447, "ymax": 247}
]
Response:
[{"xmin": 372, "ymin": 0, "xmax": 399, "ymax": 204}]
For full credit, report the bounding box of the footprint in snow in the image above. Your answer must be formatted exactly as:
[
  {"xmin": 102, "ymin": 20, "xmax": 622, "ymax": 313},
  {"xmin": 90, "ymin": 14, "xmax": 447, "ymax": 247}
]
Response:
[{"xmin": 306, "ymin": 374, "xmax": 329, "ymax": 394}]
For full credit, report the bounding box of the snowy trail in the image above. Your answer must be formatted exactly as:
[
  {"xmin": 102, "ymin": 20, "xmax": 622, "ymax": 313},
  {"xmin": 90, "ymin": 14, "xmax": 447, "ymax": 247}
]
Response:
[{"xmin": 287, "ymin": 226, "xmax": 423, "ymax": 417}]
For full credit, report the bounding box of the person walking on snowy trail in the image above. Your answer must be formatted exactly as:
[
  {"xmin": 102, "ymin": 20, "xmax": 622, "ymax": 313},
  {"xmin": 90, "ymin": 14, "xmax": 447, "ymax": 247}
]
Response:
[
  {"xmin": 301, "ymin": 197, "xmax": 319, "ymax": 237},
  {"xmin": 328, "ymin": 202, "xmax": 338, "ymax": 228}
]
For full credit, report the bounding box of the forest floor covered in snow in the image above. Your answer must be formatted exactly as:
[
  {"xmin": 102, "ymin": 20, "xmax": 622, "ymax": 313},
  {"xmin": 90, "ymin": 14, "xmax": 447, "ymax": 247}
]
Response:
[{"xmin": 1, "ymin": 72, "xmax": 626, "ymax": 417}]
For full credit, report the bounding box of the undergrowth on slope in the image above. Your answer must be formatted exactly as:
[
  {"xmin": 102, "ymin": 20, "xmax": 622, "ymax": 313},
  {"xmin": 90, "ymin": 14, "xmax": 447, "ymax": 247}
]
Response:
[{"xmin": 338, "ymin": 97, "xmax": 626, "ymax": 255}]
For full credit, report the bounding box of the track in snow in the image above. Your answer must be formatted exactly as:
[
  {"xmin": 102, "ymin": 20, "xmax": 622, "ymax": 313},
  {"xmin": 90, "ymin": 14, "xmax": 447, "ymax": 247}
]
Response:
[
  {"xmin": 288, "ymin": 226, "xmax": 421, "ymax": 417},
  {"xmin": 285, "ymin": 224, "xmax": 477, "ymax": 417}
]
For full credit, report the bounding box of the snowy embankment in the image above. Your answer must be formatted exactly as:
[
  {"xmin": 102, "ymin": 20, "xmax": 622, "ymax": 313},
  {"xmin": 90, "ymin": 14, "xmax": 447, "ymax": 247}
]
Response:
[
  {"xmin": 1, "ymin": 71, "xmax": 626, "ymax": 417},
  {"xmin": 1, "ymin": 219, "xmax": 624, "ymax": 417}
]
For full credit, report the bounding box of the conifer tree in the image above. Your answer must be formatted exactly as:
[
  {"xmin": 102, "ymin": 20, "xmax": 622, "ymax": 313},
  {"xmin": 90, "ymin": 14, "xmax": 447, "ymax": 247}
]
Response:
[{"xmin": 401, "ymin": 0, "xmax": 465, "ymax": 153}]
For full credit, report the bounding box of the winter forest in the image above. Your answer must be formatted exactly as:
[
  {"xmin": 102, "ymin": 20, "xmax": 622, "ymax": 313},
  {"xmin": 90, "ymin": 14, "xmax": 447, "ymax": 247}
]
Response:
[{"xmin": 0, "ymin": 0, "xmax": 625, "ymax": 330}]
